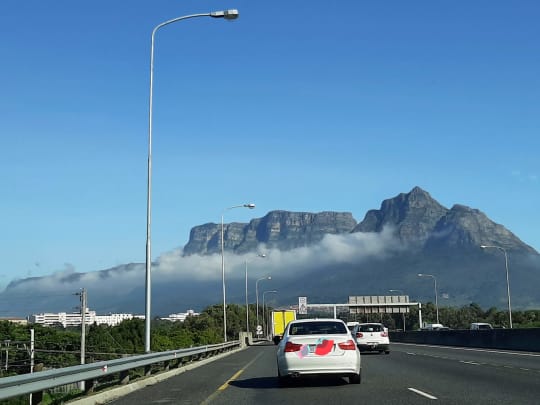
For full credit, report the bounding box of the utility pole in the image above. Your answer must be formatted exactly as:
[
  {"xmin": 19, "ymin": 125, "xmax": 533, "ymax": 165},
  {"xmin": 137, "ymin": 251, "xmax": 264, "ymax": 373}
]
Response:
[
  {"xmin": 30, "ymin": 329, "xmax": 34, "ymax": 405},
  {"xmin": 76, "ymin": 288, "xmax": 87, "ymax": 391},
  {"xmin": 3, "ymin": 340, "xmax": 10, "ymax": 372}
]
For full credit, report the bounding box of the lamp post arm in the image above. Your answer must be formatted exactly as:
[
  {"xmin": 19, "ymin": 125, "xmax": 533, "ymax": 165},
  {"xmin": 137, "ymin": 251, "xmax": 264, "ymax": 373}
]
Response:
[
  {"xmin": 502, "ymin": 248, "xmax": 512, "ymax": 328},
  {"xmin": 481, "ymin": 245, "xmax": 513, "ymax": 329},
  {"xmin": 145, "ymin": 11, "xmax": 228, "ymax": 353}
]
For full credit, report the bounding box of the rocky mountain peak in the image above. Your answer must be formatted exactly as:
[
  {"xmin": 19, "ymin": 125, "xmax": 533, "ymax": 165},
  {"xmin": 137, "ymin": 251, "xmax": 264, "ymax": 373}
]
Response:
[
  {"xmin": 353, "ymin": 186, "xmax": 448, "ymax": 248},
  {"xmin": 425, "ymin": 204, "xmax": 537, "ymax": 253}
]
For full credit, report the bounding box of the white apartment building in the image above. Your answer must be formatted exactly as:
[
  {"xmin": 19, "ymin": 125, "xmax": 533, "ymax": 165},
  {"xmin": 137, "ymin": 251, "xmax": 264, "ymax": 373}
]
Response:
[
  {"xmin": 30, "ymin": 310, "xmax": 137, "ymax": 328},
  {"xmin": 160, "ymin": 309, "xmax": 200, "ymax": 322},
  {"xmin": 30, "ymin": 309, "xmax": 198, "ymax": 327}
]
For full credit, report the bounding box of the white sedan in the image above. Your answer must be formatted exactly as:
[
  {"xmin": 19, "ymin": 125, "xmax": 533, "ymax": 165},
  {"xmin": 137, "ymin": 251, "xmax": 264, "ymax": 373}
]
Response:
[{"xmin": 276, "ymin": 318, "xmax": 361, "ymax": 384}]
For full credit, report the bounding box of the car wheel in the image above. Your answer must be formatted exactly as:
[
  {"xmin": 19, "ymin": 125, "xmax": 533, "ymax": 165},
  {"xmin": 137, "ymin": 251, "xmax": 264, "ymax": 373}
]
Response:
[
  {"xmin": 349, "ymin": 371, "xmax": 361, "ymax": 384},
  {"xmin": 277, "ymin": 366, "xmax": 288, "ymax": 386},
  {"xmin": 385, "ymin": 350, "xmax": 390, "ymax": 354}
]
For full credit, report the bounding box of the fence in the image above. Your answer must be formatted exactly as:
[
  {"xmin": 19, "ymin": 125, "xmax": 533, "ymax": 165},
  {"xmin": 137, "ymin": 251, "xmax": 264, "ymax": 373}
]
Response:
[{"xmin": 0, "ymin": 340, "xmax": 241, "ymax": 403}]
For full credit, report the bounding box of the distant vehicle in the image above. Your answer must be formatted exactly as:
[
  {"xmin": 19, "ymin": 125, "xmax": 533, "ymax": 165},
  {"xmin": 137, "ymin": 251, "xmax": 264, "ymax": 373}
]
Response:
[
  {"xmin": 346, "ymin": 321, "xmax": 359, "ymax": 331},
  {"xmin": 470, "ymin": 322, "xmax": 493, "ymax": 330},
  {"xmin": 271, "ymin": 309, "xmax": 296, "ymax": 345},
  {"xmin": 351, "ymin": 322, "xmax": 390, "ymax": 354},
  {"xmin": 422, "ymin": 323, "xmax": 448, "ymax": 330},
  {"xmin": 276, "ymin": 318, "xmax": 361, "ymax": 385}
]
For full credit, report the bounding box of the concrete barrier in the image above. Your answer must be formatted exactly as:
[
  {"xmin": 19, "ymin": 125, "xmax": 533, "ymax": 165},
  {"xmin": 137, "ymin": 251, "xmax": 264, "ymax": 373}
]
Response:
[{"xmin": 390, "ymin": 328, "xmax": 540, "ymax": 352}]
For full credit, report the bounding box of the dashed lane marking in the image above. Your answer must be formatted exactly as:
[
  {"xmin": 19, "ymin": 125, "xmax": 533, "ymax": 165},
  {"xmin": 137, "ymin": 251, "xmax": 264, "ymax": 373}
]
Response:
[{"xmin": 408, "ymin": 387, "xmax": 438, "ymax": 400}]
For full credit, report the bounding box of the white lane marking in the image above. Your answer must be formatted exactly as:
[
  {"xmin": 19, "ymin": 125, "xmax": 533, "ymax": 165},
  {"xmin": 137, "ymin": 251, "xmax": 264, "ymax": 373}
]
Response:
[
  {"xmin": 460, "ymin": 360, "xmax": 480, "ymax": 365},
  {"xmin": 406, "ymin": 352, "xmax": 416, "ymax": 355},
  {"xmin": 408, "ymin": 388, "xmax": 438, "ymax": 400}
]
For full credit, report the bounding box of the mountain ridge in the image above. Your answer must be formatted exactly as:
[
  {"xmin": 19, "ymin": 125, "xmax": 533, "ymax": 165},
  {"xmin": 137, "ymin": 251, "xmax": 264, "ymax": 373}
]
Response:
[
  {"xmin": 2, "ymin": 186, "xmax": 539, "ymax": 318},
  {"xmin": 184, "ymin": 186, "xmax": 537, "ymax": 256}
]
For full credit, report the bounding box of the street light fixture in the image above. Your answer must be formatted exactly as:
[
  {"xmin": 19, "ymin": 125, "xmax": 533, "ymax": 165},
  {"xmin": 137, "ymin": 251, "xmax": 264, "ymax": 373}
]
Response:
[
  {"xmin": 480, "ymin": 245, "xmax": 512, "ymax": 328},
  {"xmin": 256, "ymin": 276, "xmax": 271, "ymax": 335},
  {"xmin": 144, "ymin": 9, "xmax": 239, "ymax": 354},
  {"xmin": 245, "ymin": 254, "xmax": 266, "ymax": 334},
  {"xmin": 389, "ymin": 289, "xmax": 406, "ymax": 331},
  {"xmin": 221, "ymin": 203, "xmax": 255, "ymax": 342},
  {"xmin": 263, "ymin": 290, "xmax": 278, "ymax": 338},
  {"xmin": 417, "ymin": 274, "xmax": 439, "ymax": 324}
]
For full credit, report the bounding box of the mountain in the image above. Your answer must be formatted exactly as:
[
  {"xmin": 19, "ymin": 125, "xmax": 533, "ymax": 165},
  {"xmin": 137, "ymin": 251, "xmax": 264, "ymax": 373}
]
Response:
[
  {"xmin": 183, "ymin": 211, "xmax": 357, "ymax": 255},
  {"xmin": 184, "ymin": 186, "xmax": 536, "ymax": 256},
  {"xmin": 1, "ymin": 186, "xmax": 539, "ymax": 318},
  {"xmin": 355, "ymin": 186, "xmax": 536, "ymax": 254}
]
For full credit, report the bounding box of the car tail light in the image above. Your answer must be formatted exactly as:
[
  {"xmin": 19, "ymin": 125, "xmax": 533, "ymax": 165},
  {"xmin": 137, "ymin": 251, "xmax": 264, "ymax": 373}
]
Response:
[
  {"xmin": 284, "ymin": 342, "xmax": 303, "ymax": 352},
  {"xmin": 356, "ymin": 332, "xmax": 364, "ymax": 338},
  {"xmin": 338, "ymin": 340, "xmax": 357, "ymax": 350},
  {"xmin": 381, "ymin": 331, "xmax": 388, "ymax": 337}
]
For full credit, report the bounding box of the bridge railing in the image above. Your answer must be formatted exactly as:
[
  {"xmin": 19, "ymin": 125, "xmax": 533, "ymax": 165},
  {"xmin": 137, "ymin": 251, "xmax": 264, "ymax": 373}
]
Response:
[{"xmin": 0, "ymin": 340, "xmax": 241, "ymax": 402}]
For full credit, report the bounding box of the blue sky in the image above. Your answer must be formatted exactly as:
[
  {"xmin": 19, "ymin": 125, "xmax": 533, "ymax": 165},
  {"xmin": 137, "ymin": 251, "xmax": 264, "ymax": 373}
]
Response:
[{"xmin": 1, "ymin": 0, "xmax": 539, "ymax": 290}]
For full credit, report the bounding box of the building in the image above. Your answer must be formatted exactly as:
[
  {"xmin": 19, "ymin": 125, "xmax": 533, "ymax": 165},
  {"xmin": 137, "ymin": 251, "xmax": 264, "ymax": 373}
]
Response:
[
  {"xmin": 30, "ymin": 309, "xmax": 139, "ymax": 328},
  {"xmin": 160, "ymin": 309, "xmax": 199, "ymax": 322},
  {"xmin": 0, "ymin": 317, "xmax": 28, "ymax": 325}
]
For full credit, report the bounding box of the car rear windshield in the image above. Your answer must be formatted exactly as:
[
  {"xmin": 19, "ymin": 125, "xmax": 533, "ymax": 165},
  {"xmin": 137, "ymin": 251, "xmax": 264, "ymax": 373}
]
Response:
[
  {"xmin": 358, "ymin": 324, "xmax": 384, "ymax": 332},
  {"xmin": 289, "ymin": 321, "xmax": 347, "ymax": 335}
]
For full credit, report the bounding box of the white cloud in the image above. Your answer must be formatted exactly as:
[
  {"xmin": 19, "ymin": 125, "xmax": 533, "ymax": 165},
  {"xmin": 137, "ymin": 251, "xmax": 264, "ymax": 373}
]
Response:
[{"xmin": 4, "ymin": 228, "xmax": 401, "ymax": 296}]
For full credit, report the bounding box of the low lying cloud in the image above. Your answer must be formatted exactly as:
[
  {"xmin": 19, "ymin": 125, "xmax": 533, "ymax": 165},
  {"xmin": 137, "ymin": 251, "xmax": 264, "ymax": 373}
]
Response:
[
  {"xmin": 2, "ymin": 228, "xmax": 401, "ymax": 313},
  {"xmin": 155, "ymin": 226, "xmax": 401, "ymax": 283}
]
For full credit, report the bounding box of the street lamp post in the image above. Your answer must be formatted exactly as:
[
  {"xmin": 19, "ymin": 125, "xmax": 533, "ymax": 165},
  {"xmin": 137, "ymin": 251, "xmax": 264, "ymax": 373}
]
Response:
[
  {"xmin": 389, "ymin": 289, "xmax": 406, "ymax": 331},
  {"xmin": 144, "ymin": 9, "xmax": 239, "ymax": 354},
  {"xmin": 245, "ymin": 254, "xmax": 266, "ymax": 334},
  {"xmin": 263, "ymin": 290, "xmax": 278, "ymax": 338},
  {"xmin": 418, "ymin": 274, "xmax": 439, "ymax": 324},
  {"xmin": 481, "ymin": 245, "xmax": 513, "ymax": 328},
  {"xmin": 256, "ymin": 276, "xmax": 271, "ymax": 336},
  {"xmin": 221, "ymin": 203, "xmax": 255, "ymax": 342}
]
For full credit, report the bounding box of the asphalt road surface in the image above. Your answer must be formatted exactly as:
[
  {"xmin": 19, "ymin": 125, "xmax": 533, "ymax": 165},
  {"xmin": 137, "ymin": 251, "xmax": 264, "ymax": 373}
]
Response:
[{"xmin": 107, "ymin": 342, "xmax": 540, "ymax": 404}]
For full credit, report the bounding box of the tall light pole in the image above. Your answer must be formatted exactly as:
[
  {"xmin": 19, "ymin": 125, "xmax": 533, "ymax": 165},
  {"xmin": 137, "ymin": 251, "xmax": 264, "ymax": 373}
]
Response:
[
  {"xmin": 481, "ymin": 245, "xmax": 512, "ymax": 328},
  {"xmin": 256, "ymin": 276, "xmax": 271, "ymax": 335},
  {"xmin": 389, "ymin": 289, "xmax": 406, "ymax": 331},
  {"xmin": 144, "ymin": 9, "xmax": 239, "ymax": 354},
  {"xmin": 263, "ymin": 290, "xmax": 278, "ymax": 338},
  {"xmin": 221, "ymin": 203, "xmax": 255, "ymax": 342},
  {"xmin": 418, "ymin": 274, "xmax": 439, "ymax": 324},
  {"xmin": 245, "ymin": 254, "xmax": 266, "ymax": 334}
]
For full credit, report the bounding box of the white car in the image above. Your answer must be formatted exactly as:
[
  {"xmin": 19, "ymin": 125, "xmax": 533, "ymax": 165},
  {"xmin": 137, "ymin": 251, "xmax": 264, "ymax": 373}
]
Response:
[
  {"xmin": 276, "ymin": 318, "xmax": 361, "ymax": 384},
  {"xmin": 352, "ymin": 322, "xmax": 390, "ymax": 354},
  {"xmin": 470, "ymin": 322, "xmax": 493, "ymax": 330}
]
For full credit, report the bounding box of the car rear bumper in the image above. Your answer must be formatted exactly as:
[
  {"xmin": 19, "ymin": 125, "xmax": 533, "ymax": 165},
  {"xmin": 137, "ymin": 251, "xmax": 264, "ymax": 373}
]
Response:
[
  {"xmin": 277, "ymin": 353, "xmax": 361, "ymax": 376},
  {"xmin": 357, "ymin": 343, "xmax": 390, "ymax": 352}
]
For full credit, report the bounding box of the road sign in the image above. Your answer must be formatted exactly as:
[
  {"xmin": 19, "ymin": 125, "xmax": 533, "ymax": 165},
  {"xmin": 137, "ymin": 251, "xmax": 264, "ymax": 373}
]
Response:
[{"xmin": 298, "ymin": 296, "xmax": 307, "ymax": 314}]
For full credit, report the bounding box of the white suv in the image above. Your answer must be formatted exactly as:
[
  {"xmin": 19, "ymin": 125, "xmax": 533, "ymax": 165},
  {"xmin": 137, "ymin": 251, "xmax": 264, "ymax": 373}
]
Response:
[{"xmin": 352, "ymin": 323, "xmax": 390, "ymax": 354}]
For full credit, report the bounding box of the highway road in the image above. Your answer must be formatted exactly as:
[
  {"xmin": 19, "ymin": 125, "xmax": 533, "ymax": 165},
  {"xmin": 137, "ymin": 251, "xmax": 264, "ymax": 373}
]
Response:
[{"xmin": 108, "ymin": 342, "xmax": 540, "ymax": 404}]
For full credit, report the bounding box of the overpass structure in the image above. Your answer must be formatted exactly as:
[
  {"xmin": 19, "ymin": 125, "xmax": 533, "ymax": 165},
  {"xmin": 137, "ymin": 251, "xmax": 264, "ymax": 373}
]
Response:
[{"xmin": 301, "ymin": 295, "xmax": 424, "ymax": 326}]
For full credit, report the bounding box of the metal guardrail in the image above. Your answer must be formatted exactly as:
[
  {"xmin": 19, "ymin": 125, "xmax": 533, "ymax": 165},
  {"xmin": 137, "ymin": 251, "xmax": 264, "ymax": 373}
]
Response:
[
  {"xmin": 390, "ymin": 328, "xmax": 540, "ymax": 352},
  {"xmin": 0, "ymin": 340, "xmax": 241, "ymax": 401}
]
